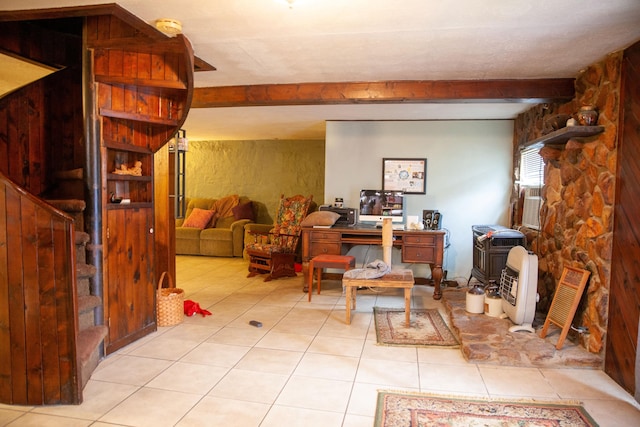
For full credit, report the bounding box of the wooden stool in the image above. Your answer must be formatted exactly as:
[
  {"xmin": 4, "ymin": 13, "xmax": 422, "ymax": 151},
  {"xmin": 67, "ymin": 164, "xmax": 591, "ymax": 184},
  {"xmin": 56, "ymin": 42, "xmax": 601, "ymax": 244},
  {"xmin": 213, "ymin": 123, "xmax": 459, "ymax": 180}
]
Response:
[{"xmin": 308, "ymin": 254, "xmax": 356, "ymax": 302}]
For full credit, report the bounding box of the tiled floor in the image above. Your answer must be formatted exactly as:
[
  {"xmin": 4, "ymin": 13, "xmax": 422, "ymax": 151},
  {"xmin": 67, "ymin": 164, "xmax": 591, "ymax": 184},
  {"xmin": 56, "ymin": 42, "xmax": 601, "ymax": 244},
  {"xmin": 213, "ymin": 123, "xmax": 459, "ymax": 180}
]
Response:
[{"xmin": 2, "ymin": 256, "xmax": 639, "ymax": 426}]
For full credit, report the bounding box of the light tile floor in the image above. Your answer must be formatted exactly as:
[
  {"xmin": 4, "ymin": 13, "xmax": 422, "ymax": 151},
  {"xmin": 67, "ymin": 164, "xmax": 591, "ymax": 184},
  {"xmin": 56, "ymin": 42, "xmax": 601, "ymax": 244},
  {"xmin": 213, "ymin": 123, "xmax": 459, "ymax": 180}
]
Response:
[{"xmin": 2, "ymin": 256, "xmax": 639, "ymax": 426}]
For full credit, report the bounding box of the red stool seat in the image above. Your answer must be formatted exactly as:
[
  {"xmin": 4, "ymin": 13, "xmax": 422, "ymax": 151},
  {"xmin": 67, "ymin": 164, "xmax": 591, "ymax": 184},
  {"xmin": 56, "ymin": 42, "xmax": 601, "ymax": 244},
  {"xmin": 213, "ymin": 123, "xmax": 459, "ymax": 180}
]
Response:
[{"xmin": 308, "ymin": 254, "xmax": 356, "ymax": 302}]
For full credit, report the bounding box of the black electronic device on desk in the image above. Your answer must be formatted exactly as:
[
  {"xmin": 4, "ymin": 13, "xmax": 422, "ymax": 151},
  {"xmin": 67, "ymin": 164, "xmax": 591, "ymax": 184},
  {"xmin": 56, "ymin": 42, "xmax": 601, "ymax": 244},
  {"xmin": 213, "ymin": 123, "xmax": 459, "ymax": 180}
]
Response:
[
  {"xmin": 319, "ymin": 205, "xmax": 358, "ymax": 226},
  {"xmin": 423, "ymin": 210, "xmax": 442, "ymax": 230}
]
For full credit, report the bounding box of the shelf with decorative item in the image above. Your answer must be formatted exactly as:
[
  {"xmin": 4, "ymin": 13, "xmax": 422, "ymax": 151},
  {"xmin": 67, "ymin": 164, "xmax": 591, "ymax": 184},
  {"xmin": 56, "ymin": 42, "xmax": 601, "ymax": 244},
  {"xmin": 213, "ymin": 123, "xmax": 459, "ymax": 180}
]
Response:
[
  {"xmin": 105, "ymin": 146, "xmax": 153, "ymax": 206},
  {"xmin": 524, "ymin": 125, "xmax": 605, "ymax": 149}
]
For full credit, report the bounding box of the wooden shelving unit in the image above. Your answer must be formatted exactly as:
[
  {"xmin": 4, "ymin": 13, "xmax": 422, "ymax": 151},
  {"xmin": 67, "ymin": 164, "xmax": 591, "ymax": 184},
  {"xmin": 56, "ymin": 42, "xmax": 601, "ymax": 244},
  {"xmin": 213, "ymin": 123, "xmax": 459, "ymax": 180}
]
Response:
[{"xmin": 524, "ymin": 126, "xmax": 605, "ymax": 149}]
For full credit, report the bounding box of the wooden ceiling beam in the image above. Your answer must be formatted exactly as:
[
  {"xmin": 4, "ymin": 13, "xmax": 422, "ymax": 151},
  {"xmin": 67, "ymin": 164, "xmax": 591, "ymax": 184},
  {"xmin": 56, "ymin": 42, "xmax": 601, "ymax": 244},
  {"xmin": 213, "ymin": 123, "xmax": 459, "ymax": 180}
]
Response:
[{"xmin": 192, "ymin": 79, "xmax": 575, "ymax": 108}]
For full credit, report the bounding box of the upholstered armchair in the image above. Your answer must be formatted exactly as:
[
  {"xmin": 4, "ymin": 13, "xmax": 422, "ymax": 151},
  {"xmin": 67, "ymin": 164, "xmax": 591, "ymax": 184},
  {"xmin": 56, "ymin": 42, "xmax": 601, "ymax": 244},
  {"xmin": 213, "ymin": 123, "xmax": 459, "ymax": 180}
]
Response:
[{"xmin": 245, "ymin": 194, "xmax": 313, "ymax": 281}]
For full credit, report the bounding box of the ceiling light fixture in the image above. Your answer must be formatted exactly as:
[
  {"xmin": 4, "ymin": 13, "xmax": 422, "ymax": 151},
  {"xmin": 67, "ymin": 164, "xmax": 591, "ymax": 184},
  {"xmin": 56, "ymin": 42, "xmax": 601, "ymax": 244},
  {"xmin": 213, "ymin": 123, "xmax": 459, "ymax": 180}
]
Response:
[
  {"xmin": 155, "ymin": 18, "xmax": 182, "ymax": 36},
  {"xmin": 278, "ymin": 0, "xmax": 296, "ymax": 8}
]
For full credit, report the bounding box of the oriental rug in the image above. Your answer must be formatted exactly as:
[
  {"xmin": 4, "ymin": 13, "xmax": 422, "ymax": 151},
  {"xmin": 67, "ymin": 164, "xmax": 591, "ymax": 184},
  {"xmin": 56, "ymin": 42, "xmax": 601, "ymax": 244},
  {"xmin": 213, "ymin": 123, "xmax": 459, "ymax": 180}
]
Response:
[
  {"xmin": 373, "ymin": 307, "xmax": 459, "ymax": 347},
  {"xmin": 374, "ymin": 391, "xmax": 598, "ymax": 427}
]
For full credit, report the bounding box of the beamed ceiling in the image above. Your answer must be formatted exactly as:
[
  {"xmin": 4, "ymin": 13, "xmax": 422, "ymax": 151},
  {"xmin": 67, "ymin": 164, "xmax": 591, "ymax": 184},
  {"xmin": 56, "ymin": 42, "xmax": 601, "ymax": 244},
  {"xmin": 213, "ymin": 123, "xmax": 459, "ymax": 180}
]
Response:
[{"xmin": 3, "ymin": 0, "xmax": 640, "ymax": 140}]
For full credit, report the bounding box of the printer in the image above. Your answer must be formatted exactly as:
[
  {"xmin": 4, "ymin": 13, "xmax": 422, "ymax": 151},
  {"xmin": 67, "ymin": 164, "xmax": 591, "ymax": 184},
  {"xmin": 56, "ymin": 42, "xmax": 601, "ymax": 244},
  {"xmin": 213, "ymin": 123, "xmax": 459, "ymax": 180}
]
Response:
[{"xmin": 319, "ymin": 205, "xmax": 358, "ymax": 226}]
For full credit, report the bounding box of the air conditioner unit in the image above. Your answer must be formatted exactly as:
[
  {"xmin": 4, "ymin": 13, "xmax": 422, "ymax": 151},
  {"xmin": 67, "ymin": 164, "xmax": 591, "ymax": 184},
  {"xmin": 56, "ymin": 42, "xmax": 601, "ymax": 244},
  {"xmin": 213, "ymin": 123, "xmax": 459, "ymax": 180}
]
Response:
[{"xmin": 522, "ymin": 186, "xmax": 542, "ymax": 230}]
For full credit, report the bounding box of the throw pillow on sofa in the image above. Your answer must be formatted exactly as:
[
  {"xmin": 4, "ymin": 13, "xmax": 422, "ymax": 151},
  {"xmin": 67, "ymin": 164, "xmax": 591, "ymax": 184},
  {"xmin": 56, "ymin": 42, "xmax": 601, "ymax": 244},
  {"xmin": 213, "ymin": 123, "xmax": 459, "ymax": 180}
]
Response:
[
  {"xmin": 232, "ymin": 201, "xmax": 255, "ymax": 221},
  {"xmin": 182, "ymin": 208, "xmax": 215, "ymax": 229}
]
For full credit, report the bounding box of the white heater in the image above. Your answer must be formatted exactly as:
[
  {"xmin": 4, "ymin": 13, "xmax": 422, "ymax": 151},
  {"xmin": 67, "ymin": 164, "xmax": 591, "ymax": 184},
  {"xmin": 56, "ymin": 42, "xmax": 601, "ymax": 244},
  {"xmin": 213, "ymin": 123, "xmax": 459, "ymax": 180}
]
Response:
[{"xmin": 499, "ymin": 246, "xmax": 539, "ymax": 333}]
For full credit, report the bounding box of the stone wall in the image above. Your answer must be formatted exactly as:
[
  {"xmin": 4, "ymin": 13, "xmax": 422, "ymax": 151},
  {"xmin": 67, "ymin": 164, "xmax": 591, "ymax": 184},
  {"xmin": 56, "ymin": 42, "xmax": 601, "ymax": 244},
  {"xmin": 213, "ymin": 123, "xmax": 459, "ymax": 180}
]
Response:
[
  {"xmin": 513, "ymin": 52, "xmax": 623, "ymax": 353},
  {"xmin": 185, "ymin": 139, "xmax": 325, "ymax": 224}
]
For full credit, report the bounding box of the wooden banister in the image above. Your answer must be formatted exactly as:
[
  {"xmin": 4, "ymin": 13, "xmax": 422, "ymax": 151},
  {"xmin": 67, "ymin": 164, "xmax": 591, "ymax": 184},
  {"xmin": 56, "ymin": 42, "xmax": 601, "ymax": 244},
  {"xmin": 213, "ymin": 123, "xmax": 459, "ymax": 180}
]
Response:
[{"xmin": 0, "ymin": 172, "xmax": 80, "ymax": 405}]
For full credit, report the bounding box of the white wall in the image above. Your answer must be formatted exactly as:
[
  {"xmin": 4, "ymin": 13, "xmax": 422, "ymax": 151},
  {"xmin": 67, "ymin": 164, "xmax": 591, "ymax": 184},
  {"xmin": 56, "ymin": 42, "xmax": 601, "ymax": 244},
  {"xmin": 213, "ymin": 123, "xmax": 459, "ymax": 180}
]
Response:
[{"xmin": 325, "ymin": 120, "xmax": 514, "ymax": 281}]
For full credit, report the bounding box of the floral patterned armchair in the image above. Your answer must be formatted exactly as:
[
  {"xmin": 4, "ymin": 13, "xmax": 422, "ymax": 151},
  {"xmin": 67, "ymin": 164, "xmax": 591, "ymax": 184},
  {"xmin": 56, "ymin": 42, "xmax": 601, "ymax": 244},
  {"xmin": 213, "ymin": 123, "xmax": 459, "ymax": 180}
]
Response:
[{"xmin": 246, "ymin": 194, "xmax": 313, "ymax": 281}]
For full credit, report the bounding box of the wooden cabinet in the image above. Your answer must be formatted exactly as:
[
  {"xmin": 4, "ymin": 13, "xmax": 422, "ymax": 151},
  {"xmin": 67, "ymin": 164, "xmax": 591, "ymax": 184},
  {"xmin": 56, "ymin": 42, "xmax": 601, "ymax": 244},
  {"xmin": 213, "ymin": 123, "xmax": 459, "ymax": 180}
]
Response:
[
  {"xmin": 306, "ymin": 230, "xmax": 342, "ymax": 257},
  {"xmin": 104, "ymin": 207, "xmax": 155, "ymax": 353},
  {"xmin": 86, "ymin": 16, "xmax": 195, "ymax": 354},
  {"xmin": 402, "ymin": 234, "xmax": 438, "ymax": 263}
]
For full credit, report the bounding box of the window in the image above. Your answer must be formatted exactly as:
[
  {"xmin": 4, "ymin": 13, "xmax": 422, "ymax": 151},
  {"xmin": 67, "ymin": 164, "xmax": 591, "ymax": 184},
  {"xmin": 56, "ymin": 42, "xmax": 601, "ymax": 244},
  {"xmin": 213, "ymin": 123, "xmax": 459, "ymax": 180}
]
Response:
[
  {"xmin": 519, "ymin": 147, "xmax": 543, "ymax": 186},
  {"xmin": 519, "ymin": 148, "xmax": 543, "ymax": 230}
]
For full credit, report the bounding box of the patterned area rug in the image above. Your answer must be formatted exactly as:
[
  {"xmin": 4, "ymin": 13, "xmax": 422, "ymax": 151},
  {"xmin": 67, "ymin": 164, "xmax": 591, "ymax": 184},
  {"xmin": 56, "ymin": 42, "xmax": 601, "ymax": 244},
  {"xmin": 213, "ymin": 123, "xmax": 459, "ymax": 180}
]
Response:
[
  {"xmin": 373, "ymin": 307, "xmax": 459, "ymax": 347},
  {"xmin": 375, "ymin": 391, "xmax": 599, "ymax": 427}
]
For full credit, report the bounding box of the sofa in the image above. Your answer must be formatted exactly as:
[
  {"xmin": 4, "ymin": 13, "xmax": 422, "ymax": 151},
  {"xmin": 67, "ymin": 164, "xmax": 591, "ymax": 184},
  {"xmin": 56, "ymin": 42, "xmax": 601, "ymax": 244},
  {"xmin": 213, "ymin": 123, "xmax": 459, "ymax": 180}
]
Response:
[{"xmin": 176, "ymin": 195, "xmax": 264, "ymax": 257}]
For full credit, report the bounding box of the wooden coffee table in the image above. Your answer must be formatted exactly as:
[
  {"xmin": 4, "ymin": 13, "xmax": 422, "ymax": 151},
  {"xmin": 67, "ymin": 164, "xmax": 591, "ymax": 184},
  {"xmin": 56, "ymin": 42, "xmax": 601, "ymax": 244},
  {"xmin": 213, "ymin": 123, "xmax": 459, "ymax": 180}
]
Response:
[{"xmin": 342, "ymin": 268, "xmax": 414, "ymax": 325}]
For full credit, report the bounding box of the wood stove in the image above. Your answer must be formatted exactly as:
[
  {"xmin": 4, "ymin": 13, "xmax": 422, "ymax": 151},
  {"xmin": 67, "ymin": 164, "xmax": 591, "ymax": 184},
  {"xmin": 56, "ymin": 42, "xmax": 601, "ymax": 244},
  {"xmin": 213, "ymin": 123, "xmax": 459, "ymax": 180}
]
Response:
[{"xmin": 471, "ymin": 225, "xmax": 526, "ymax": 285}]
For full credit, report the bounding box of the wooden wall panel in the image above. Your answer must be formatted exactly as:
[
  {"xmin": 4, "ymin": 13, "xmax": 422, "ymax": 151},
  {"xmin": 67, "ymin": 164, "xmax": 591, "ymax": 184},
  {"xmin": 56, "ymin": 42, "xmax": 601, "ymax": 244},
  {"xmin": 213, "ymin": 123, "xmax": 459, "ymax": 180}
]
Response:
[
  {"xmin": 0, "ymin": 21, "xmax": 83, "ymax": 196},
  {"xmin": 0, "ymin": 175, "xmax": 79, "ymax": 405},
  {"xmin": 0, "ymin": 184, "xmax": 10, "ymax": 403},
  {"xmin": 607, "ymin": 40, "xmax": 640, "ymax": 396}
]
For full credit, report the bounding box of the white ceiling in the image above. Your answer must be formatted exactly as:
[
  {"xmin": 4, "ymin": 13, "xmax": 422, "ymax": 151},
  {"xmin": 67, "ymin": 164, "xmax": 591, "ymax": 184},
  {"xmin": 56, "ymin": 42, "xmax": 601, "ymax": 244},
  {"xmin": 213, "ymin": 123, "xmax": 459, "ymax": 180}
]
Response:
[{"xmin": 6, "ymin": 0, "xmax": 640, "ymax": 140}]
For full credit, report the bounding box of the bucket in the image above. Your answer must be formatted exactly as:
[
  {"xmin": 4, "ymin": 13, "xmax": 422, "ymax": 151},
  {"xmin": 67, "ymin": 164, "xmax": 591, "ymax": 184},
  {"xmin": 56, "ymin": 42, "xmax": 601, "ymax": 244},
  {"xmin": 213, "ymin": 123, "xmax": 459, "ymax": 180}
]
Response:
[
  {"xmin": 484, "ymin": 293, "xmax": 504, "ymax": 317},
  {"xmin": 466, "ymin": 286, "xmax": 485, "ymax": 314}
]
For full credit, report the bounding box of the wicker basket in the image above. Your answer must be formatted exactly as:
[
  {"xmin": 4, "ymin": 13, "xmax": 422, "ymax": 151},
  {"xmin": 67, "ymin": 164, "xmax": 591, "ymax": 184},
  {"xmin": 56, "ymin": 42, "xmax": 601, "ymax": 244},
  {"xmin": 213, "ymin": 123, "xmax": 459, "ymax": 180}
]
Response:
[{"xmin": 156, "ymin": 271, "xmax": 184, "ymax": 327}]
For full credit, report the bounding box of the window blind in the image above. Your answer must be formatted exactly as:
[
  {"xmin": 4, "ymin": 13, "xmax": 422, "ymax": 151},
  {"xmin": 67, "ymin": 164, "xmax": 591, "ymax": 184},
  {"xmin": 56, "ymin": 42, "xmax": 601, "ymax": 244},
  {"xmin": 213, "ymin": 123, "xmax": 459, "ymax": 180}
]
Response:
[{"xmin": 520, "ymin": 148, "xmax": 543, "ymax": 186}]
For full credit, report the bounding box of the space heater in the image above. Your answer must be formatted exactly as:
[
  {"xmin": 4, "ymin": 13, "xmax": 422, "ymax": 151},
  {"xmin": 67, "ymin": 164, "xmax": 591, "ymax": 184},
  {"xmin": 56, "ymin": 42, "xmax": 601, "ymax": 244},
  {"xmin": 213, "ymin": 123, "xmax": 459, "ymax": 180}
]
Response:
[{"xmin": 498, "ymin": 246, "xmax": 539, "ymax": 333}]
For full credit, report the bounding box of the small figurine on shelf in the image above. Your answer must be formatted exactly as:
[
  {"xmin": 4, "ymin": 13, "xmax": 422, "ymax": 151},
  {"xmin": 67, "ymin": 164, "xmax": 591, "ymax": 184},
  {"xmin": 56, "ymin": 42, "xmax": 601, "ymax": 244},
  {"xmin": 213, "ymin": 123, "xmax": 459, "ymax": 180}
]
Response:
[{"xmin": 113, "ymin": 161, "xmax": 143, "ymax": 176}]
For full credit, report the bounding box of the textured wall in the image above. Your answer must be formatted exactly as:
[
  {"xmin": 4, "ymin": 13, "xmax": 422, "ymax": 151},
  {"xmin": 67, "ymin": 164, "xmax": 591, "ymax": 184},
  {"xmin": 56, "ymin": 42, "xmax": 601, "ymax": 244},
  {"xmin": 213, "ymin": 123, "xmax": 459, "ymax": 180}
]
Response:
[
  {"xmin": 184, "ymin": 139, "xmax": 325, "ymax": 223},
  {"xmin": 514, "ymin": 52, "xmax": 622, "ymax": 354}
]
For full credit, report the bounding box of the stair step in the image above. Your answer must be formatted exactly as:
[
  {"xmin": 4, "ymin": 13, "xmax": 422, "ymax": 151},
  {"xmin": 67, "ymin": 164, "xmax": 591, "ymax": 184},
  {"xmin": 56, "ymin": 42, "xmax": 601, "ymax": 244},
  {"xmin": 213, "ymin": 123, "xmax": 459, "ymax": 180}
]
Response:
[
  {"xmin": 78, "ymin": 295, "xmax": 101, "ymax": 314},
  {"xmin": 78, "ymin": 295, "xmax": 101, "ymax": 331},
  {"xmin": 76, "ymin": 263, "xmax": 96, "ymax": 298},
  {"xmin": 77, "ymin": 325, "xmax": 108, "ymax": 390},
  {"xmin": 45, "ymin": 199, "xmax": 86, "ymax": 213},
  {"xmin": 77, "ymin": 263, "xmax": 96, "ymax": 280},
  {"xmin": 54, "ymin": 168, "xmax": 83, "ymax": 181},
  {"xmin": 46, "ymin": 199, "xmax": 86, "ymax": 232},
  {"xmin": 76, "ymin": 231, "xmax": 90, "ymax": 246}
]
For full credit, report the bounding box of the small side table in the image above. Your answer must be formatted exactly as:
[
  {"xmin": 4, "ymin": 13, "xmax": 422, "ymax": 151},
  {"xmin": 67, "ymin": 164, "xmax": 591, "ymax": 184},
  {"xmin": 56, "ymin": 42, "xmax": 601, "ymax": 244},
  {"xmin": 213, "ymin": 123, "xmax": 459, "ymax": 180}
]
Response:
[
  {"xmin": 308, "ymin": 254, "xmax": 356, "ymax": 302},
  {"xmin": 342, "ymin": 268, "xmax": 414, "ymax": 325}
]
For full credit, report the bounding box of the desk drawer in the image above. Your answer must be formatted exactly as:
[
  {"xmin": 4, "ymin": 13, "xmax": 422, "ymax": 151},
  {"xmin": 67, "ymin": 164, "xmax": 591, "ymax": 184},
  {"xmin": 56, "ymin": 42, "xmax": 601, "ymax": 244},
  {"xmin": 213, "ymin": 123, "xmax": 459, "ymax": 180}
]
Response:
[
  {"xmin": 404, "ymin": 234, "xmax": 436, "ymax": 245},
  {"xmin": 403, "ymin": 246, "xmax": 435, "ymax": 263},
  {"xmin": 310, "ymin": 243, "xmax": 341, "ymax": 257},
  {"xmin": 310, "ymin": 231, "xmax": 341, "ymax": 242}
]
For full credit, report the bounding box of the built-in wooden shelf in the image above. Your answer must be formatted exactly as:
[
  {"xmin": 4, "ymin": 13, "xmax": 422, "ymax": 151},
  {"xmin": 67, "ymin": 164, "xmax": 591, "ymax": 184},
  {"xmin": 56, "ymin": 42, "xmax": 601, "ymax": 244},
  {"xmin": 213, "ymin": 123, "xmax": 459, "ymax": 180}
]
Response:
[
  {"xmin": 103, "ymin": 141, "xmax": 152, "ymax": 153},
  {"xmin": 107, "ymin": 174, "xmax": 152, "ymax": 182},
  {"xmin": 95, "ymin": 74, "xmax": 187, "ymax": 91},
  {"xmin": 100, "ymin": 108, "xmax": 179, "ymax": 126},
  {"xmin": 107, "ymin": 202, "xmax": 153, "ymax": 210},
  {"xmin": 524, "ymin": 126, "xmax": 605, "ymax": 149}
]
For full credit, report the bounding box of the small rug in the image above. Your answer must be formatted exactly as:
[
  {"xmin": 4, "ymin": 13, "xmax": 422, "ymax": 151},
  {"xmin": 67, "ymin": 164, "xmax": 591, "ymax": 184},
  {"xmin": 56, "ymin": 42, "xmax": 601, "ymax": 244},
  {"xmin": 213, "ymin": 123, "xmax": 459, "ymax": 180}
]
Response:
[
  {"xmin": 375, "ymin": 391, "xmax": 599, "ymax": 427},
  {"xmin": 373, "ymin": 307, "xmax": 459, "ymax": 347}
]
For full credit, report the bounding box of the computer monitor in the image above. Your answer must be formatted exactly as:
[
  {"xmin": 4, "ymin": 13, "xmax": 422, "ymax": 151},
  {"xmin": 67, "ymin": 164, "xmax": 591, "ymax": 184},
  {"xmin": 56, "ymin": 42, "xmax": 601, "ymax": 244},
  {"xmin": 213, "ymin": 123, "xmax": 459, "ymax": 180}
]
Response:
[{"xmin": 358, "ymin": 189, "xmax": 405, "ymax": 225}]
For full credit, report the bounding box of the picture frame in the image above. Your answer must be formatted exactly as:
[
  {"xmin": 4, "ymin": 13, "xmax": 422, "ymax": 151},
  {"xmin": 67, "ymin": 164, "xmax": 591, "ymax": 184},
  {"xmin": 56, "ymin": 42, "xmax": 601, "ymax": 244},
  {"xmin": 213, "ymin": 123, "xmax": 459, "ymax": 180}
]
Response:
[{"xmin": 382, "ymin": 158, "xmax": 427, "ymax": 194}]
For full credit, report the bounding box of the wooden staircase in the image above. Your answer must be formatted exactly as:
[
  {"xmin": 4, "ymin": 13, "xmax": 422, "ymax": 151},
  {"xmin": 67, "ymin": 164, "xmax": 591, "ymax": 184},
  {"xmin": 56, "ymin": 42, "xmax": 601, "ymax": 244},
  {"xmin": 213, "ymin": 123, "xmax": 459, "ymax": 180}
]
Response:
[{"xmin": 46, "ymin": 173, "xmax": 107, "ymax": 391}]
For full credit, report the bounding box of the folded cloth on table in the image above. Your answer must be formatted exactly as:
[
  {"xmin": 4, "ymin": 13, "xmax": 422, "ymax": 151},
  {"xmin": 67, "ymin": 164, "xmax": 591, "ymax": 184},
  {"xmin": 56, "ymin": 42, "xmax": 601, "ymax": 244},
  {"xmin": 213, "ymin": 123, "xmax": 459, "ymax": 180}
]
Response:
[{"xmin": 342, "ymin": 259, "xmax": 391, "ymax": 280}]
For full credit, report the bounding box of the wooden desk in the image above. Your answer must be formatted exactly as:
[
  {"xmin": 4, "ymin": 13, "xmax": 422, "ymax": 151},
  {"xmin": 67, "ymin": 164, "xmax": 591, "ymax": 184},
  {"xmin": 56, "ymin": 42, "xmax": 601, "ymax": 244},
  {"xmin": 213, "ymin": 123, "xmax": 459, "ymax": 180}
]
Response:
[
  {"xmin": 301, "ymin": 226, "xmax": 445, "ymax": 299},
  {"xmin": 343, "ymin": 268, "xmax": 414, "ymax": 325}
]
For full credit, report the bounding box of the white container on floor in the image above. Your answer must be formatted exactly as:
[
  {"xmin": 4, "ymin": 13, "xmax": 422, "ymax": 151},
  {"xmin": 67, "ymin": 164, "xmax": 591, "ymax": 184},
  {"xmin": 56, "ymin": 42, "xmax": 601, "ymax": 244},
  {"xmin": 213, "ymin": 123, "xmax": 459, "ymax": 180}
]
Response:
[
  {"xmin": 484, "ymin": 293, "xmax": 504, "ymax": 317},
  {"xmin": 466, "ymin": 286, "xmax": 485, "ymax": 314}
]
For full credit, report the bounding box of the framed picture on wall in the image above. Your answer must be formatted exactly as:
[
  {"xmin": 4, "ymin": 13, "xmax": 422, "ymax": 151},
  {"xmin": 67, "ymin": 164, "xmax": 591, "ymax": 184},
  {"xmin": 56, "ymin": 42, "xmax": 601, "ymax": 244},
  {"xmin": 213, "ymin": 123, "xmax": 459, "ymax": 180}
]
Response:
[{"xmin": 382, "ymin": 158, "xmax": 427, "ymax": 194}]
